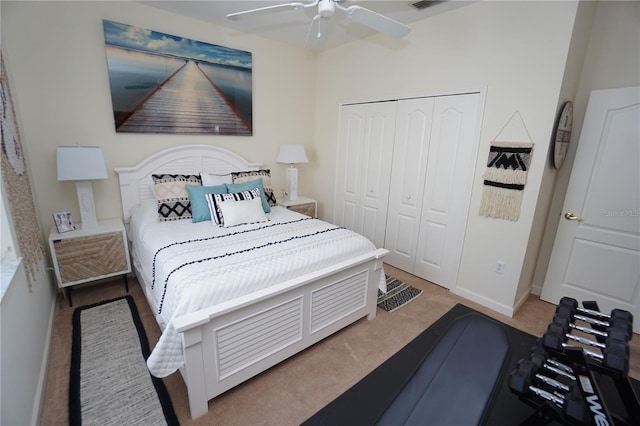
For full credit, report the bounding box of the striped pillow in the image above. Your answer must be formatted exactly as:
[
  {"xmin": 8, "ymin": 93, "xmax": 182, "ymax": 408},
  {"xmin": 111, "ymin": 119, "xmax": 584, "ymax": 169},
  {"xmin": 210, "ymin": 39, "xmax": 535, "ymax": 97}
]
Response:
[{"xmin": 205, "ymin": 188, "xmax": 262, "ymax": 227}]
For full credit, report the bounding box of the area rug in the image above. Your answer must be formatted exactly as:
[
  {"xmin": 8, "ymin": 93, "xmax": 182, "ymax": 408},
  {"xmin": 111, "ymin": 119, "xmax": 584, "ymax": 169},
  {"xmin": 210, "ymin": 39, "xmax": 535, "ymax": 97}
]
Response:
[
  {"xmin": 69, "ymin": 295, "xmax": 178, "ymax": 426},
  {"xmin": 377, "ymin": 275, "xmax": 423, "ymax": 312},
  {"xmin": 302, "ymin": 303, "xmax": 640, "ymax": 426}
]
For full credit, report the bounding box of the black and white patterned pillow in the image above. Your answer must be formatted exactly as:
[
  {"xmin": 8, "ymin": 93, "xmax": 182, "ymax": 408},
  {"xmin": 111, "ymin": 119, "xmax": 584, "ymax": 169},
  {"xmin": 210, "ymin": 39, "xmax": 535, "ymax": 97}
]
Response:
[
  {"xmin": 152, "ymin": 174, "xmax": 201, "ymax": 221},
  {"xmin": 231, "ymin": 170, "xmax": 277, "ymax": 207},
  {"xmin": 205, "ymin": 188, "xmax": 262, "ymax": 227}
]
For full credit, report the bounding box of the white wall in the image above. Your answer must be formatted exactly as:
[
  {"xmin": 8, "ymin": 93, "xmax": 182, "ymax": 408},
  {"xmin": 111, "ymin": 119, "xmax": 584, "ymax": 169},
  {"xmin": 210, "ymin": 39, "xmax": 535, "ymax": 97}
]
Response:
[
  {"xmin": 2, "ymin": 1, "xmax": 317, "ymax": 237},
  {"xmin": 0, "ymin": 261, "xmax": 55, "ymax": 425},
  {"xmin": 313, "ymin": 0, "xmax": 579, "ymax": 315}
]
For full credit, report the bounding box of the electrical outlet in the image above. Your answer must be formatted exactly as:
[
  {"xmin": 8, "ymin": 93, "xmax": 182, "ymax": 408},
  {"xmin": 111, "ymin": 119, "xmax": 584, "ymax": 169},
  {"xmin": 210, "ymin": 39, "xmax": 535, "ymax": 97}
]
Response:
[{"xmin": 495, "ymin": 261, "xmax": 505, "ymax": 274}]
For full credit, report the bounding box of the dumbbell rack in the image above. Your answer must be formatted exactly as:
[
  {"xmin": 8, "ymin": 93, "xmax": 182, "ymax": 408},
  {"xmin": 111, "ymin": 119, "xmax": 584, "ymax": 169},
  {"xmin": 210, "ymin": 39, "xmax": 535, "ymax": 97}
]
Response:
[{"xmin": 509, "ymin": 298, "xmax": 639, "ymax": 425}]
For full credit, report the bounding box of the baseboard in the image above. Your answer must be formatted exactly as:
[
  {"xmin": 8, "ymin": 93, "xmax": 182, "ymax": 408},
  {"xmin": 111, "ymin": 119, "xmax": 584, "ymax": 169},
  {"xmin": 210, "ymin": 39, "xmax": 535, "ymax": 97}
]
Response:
[
  {"xmin": 32, "ymin": 271, "xmax": 58, "ymax": 425},
  {"xmin": 451, "ymin": 286, "xmax": 515, "ymax": 317}
]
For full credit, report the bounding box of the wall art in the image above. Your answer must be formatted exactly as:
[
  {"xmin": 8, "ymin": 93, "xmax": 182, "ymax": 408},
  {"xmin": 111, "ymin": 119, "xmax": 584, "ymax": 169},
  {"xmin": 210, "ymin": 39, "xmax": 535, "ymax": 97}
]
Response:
[{"xmin": 103, "ymin": 20, "xmax": 252, "ymax": 135}]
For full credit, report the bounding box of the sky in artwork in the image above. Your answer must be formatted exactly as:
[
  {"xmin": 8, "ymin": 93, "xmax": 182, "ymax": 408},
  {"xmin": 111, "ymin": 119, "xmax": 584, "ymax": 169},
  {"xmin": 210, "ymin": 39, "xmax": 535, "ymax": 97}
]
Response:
[{"xmin": 103, "ymin": 19, "xmax": 252, "ymax": 69}]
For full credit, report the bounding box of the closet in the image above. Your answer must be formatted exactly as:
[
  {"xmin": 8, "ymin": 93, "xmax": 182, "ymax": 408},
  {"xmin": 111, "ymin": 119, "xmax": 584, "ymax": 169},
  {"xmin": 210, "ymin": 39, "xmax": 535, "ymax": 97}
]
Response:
[{"xmin": 334, "ymin": 92, "xmax": 482, "ymax": 289}]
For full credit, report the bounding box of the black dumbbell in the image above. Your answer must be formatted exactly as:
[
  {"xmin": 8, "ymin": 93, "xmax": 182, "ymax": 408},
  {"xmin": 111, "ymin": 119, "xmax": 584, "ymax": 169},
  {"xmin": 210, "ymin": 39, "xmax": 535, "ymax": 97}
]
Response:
[
  {"xmin": 509, "ymin": 365, "xmax": 589, "ymax": 424},
  {"xmin": 558, "ymin": 297, "xmax": 633, "ymax": 339},
  {"xmin": 552, "ymin": 314, "xmax": 631, "ymax": 350},
  {"xmin": 542, "ymin": 326, "xmax": 629, "ymax": 375},
  {"xmin": 529, "ymin": 352, "xmax": 576, "ymax": 382},
  {"xmin": 555, "ymin": 304, "xmax": 633, "ymax": 342}
]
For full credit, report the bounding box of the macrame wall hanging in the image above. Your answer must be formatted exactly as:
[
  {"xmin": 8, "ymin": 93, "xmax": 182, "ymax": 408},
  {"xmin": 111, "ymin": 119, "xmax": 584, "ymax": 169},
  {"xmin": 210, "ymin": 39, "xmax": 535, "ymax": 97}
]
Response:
[
  {"xmin": 479, "ymin": 111, "xmax": 534, "ymax": 221},
  {"xmin": 1, "ymin": 52, "xmax": 45, "ymax": 290}
]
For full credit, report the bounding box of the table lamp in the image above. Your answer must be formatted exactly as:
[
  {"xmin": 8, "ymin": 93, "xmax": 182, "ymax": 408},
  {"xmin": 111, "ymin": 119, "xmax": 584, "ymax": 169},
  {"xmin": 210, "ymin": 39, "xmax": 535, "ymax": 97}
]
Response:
[
  {"xmin": 276, "ymin": 144, "xmax": 308, "ymax": 201},
  {"xmin": 57, "ymin": 146, "xmax": 108, "ymax": 229}
]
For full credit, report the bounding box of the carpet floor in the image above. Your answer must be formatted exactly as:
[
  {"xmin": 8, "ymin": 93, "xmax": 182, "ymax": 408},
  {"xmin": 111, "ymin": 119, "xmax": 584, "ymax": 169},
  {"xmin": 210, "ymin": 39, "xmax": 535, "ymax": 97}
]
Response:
[{"xmin": 40, "ymin": 265, "xmax": 640, "ymax": 425}]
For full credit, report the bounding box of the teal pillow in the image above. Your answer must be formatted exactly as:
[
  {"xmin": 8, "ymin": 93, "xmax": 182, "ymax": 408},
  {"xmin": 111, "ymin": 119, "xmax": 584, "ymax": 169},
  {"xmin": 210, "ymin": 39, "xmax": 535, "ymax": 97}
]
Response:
[
  {"xmin": 186, "ymin": 184, "xmax": 228, "ymax": 222},
  {"xmin": 226, "ymin": 178, "xmax": 271, "ymax": 213}
]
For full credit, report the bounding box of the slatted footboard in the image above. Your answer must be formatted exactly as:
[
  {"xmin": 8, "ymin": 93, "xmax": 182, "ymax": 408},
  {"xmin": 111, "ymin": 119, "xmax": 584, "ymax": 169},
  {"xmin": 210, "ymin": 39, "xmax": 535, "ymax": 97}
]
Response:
[{"xmin": 174, "ymin": 249, "xmax": 387, "ymax": 419}]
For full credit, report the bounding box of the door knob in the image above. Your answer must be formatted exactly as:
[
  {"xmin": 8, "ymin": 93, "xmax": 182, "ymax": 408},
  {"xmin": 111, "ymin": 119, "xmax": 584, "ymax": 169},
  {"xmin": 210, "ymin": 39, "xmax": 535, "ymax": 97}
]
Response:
[{"xmin": 564, "ymin": 212, "xmax": 581, "ymax": 221}]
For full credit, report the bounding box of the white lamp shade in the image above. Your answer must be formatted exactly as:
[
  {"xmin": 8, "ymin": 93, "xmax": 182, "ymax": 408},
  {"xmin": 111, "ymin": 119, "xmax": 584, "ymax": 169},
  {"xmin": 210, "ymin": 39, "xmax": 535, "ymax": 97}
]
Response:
[
  {"xmin": 276, "ymin": 144, "xmax": 309, "ymax": 164},
  {"xmin": 57, "ymin": 146, "xmax": 108, "ymax": 181}
]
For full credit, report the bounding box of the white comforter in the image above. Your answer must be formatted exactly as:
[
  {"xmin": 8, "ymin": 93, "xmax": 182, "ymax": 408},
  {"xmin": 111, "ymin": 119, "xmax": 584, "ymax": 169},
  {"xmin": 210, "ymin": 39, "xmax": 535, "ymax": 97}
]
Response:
[{"xmin": 129, "ymin": 203, "xmax": 384, "ymax": 377}]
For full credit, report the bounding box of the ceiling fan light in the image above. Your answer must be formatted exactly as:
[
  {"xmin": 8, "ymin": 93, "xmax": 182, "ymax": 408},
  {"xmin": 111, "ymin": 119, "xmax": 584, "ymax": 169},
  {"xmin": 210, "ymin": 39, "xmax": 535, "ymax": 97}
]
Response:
[{"xmin": 318, "ymin": 0, "xmax": 335, "ymax": 17}]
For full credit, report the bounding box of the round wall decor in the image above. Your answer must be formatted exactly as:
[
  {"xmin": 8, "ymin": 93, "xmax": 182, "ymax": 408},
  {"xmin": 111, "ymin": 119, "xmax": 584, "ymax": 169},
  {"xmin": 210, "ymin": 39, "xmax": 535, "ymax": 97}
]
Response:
[{"xmin": 553, "ymin": 101, "xmax": 573, "ymax": 169}]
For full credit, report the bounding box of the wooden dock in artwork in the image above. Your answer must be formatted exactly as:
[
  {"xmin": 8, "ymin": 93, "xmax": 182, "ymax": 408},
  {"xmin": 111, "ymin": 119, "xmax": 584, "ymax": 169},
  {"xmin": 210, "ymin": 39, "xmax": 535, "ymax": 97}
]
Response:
[{"xmin": 116, "ymin": 61, "xmax": 251, "ymax": 135}]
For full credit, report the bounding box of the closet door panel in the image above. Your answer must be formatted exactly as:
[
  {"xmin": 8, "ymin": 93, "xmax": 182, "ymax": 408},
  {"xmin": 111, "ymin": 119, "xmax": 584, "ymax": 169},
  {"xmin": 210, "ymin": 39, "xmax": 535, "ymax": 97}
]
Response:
[
  {"xmin": 334, "ymin": 102, "xmax": 396, "ymax": 248},
  {"xmin": 414, "ymin": 93, "xmax": 481, "ymax": 288},
  {"xmin": 384, "ymin": 98, "xmax": 435, "ymax": 271}
]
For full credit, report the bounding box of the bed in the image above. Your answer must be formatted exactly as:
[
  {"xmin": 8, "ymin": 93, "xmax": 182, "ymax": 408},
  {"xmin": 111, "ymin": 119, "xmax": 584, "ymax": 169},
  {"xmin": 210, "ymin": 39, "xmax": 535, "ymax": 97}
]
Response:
[{"xmin": 114, "ymin": 144, "xmax": 388, "ymax": 419}]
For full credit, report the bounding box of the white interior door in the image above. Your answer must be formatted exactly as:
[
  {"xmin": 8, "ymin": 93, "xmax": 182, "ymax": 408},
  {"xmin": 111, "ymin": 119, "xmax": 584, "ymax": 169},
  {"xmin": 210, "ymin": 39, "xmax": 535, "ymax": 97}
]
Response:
[
  {"xmin": 384, "ymin": 97, "xmax": 435, "ymax": 271},
  {"xmin": 334, "ymin": 102, "xmax": 396, "ymax": 248},
  {"xmin": 413, "ymin": 93, "xmax": 482, "ymax": 289},
  {"xmin": 541, "ymin": 86, "xmax": 640, "ymax": 332}
]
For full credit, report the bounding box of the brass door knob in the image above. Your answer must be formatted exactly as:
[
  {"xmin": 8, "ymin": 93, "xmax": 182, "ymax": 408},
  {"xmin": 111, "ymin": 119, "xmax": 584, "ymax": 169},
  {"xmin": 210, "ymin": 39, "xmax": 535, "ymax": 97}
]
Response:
[{"xmin": 564, "ymin": 212, "xmax": 581, "ymax": 221}]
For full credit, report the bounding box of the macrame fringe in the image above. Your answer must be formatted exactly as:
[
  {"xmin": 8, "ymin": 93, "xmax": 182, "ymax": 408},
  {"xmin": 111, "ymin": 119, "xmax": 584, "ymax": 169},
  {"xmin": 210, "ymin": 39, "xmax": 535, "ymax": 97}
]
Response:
[
  {"xmin": 478, "ymin": 185, "xmax": 523, "ymax": 221},
  {"xmin": 483, "ymin": 168, "xmax": 529, "ymax": 185}
]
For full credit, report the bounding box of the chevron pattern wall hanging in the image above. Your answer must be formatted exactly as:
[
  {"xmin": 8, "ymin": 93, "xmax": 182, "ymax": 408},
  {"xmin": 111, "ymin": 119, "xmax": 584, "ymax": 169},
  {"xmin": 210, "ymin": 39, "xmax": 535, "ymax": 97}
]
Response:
[{"xmin": 479, "ymin": 141, "xmax": 534, "ymax": 221}]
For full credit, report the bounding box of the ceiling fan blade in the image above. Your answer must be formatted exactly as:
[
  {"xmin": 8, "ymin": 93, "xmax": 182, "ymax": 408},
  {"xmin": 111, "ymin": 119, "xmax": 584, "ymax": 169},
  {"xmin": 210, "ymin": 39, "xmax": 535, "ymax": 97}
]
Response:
[
  {"xmin": 227, "ymin": 2, "xmax": 310, "ymax": 21},
  {"xmin": 305, "ymin": 15, "xmax": 323, "ymax": 49},
  {"xmin": 344, "ymin": 5, "xmax": 411, "ymax": 38}
]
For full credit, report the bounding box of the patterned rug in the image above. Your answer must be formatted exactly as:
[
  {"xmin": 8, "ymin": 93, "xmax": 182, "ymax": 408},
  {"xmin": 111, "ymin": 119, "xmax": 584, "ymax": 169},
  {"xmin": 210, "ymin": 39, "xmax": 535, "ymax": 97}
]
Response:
[
  {"xmin": 69, "ymin": 296, "xmax": 178, "ymax": 426},
  {"xmin": 377, "ymin": 275, "xmax": 423, "ymax": 312}
]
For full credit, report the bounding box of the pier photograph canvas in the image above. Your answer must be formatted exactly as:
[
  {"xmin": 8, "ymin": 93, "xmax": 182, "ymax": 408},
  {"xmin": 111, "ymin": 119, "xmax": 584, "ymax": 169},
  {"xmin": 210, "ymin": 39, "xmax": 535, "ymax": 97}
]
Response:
[{"xmin": 102, "ymin": 20, "xmax": 252, "ymax": 135}]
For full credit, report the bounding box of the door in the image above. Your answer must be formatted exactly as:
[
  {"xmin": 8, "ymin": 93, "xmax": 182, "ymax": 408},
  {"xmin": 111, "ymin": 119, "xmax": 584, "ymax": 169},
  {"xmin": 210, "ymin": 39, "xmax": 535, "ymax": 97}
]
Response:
[
  {"xmin": 541, "ymin": 86, "xmax": 640, "ymax": 332},
  {"xmin": 384, "ymin": 97, "xmax": 435, "ymax": 271},
  {"xmin": 413, "ymin": 93, "xmax": 482, "ymax": 289},
  {"xmin": 384, "ymin": 93, "xmax": 481, "ymax": 289},
  {"xmin": 334, "ymin": 101, "xmax": 396, "ymax": 248}
]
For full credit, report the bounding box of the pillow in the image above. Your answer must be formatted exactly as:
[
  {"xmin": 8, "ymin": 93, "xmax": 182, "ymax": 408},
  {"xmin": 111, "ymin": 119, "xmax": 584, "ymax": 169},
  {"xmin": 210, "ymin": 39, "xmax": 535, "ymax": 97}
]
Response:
[
  {"xmin": 152, "ymin": 174, "xmax": 201, "ymax": 221},
  {"xmin": 186, "ymin": 184, "xmax": 227, "ymax": 223},
  {"xmin": 201, "ymin": 173, "xmax": 233, "ymax": 186},
  {"xmin": 218, "ymin": 196, "xmax": 268, "ymax": 228},
  {"xmin": 205, "ymin": 188, "xmax": 262, "ymax": 226},
  {"xmin": 231, "ymin": 170, "xmax": 277, "ymax": 207},
  {"xmin": 226, "ymin": 178, "xmax": 271, "ymax": 213}
]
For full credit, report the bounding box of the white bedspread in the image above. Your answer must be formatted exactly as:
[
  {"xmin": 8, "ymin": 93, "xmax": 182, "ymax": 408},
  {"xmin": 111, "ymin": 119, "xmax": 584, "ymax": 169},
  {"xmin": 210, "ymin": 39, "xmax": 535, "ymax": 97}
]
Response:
[{"xmin": 129, "ymin": 203, "xmax": 385, "ymax": 377}]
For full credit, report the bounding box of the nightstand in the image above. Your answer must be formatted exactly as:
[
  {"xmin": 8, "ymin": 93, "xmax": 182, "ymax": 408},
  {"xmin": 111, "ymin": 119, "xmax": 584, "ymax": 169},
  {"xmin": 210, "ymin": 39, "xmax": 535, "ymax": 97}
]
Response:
[
  {"xmin": 278, "ymin": 196, "xmax": 317, "ymax": 218},
  {"xmin": 48, "ymin": 218, "xmax": 131, "ymax": 306}
]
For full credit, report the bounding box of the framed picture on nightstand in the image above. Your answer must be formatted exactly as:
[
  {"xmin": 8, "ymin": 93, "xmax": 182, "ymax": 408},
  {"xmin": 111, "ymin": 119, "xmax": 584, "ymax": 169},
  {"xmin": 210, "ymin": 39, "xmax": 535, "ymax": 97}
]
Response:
[{"xmin": 53, "ymin": 211, "xmax": 75, "ymax": 233}]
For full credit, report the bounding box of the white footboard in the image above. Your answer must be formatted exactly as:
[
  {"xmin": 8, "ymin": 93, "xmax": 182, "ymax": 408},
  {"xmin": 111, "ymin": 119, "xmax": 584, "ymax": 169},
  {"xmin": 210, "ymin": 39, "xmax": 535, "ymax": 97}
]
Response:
[{"xmin": 173, "ymin": 248, "xmax": 388, "ymax": 419}]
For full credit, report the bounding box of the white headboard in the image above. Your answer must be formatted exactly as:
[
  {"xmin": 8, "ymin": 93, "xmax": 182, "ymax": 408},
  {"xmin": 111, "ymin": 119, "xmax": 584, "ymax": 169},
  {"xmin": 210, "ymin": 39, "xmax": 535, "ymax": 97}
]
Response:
[{"xmin": 114, "ymin": 144, "xmax": 261, "ymax": 222}]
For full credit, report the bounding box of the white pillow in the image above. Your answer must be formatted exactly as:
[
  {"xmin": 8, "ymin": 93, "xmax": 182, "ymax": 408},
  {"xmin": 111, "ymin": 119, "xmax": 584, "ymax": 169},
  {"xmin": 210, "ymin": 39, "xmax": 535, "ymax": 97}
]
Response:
[
  {"xmin": 218, "ymin": 196, "xmax": 268, "ymax": 228},
  {"xmin": 201, "ymin": 173, "xmax": 233, "ymax": 186}
]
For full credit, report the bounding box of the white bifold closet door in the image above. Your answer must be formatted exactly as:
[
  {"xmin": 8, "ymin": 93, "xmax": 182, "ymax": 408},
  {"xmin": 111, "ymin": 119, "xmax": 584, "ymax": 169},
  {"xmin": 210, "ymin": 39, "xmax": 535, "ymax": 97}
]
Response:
[
  {"xmin": 384, "ymin": 94, "xmax": 481, "ymax": 289},
  {"xmin": 335, "ymin": 93, "xmax": 481, "ymax": 289},
  {"xmin": 334, "ymin": 101, "xmax": 396, "ymax": 248}
]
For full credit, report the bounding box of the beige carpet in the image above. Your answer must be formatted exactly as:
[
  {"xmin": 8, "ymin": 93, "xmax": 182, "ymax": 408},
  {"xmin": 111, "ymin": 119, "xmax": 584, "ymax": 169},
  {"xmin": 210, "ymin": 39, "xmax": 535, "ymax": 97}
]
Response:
[{"xmin": 40, "ymin": 265, "xmax": 640, "ymax": 425}]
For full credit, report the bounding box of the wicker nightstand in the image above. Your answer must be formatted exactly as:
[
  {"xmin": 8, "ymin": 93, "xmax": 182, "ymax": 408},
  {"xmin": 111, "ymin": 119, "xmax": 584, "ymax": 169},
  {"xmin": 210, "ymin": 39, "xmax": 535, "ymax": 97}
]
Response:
[
  {"xmin": 48, "ymin": 218, "xmax": 131, "ymax": 306},
  {"xmin": 278, "ymin": 196, "xmax": 317, "ymax": 218}
]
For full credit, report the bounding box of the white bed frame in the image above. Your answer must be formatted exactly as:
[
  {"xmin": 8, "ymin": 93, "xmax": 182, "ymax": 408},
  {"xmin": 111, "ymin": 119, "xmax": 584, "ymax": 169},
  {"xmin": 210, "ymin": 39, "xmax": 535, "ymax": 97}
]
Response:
[{"xmin": 114, "ymin": 144, "xmax": 388, "ymax": 419}]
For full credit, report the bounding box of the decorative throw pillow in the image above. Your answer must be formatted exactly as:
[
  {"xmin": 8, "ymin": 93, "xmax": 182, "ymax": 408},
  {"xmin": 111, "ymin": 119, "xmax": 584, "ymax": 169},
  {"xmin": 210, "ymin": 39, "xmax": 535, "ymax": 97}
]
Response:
[
  {"xmin": 152, "ymin": 174, "xmax": 201, "ymax": 221},
  {"xmin": 200, "ymin": 173, "xmax": 233, "ymax": 186},
  {"xmin": 205, "ymin": 188, "xmax": 262, "ymax": 227},
  {"xmin": 186, "ymin": 184, "xmax": 228, "ymax": 223},
  {"xmin": 231, "ymin": 170, "xmax": 277, "ymax": 207},
  {"xmin": 218, "ymin": 196, "xmax": 268, "ymax": 228},
  {"xmin": 226, "ymin": 178, "xmax": 271, "ymax": 213}
]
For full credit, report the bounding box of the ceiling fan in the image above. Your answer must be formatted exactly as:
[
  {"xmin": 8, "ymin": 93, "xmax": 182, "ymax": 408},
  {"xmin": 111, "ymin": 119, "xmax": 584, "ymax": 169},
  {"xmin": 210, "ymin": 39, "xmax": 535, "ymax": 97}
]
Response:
[{"xmin": 227, "ymin": 0, "xmax": 412, "ymax": 49}]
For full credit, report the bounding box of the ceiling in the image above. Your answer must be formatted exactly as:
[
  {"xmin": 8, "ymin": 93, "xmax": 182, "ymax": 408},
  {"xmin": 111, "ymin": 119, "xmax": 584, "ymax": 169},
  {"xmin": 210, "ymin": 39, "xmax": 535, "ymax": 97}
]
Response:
[{"xmin": 139, "ymin": 1, "xmax": 474, "ymax": 51}]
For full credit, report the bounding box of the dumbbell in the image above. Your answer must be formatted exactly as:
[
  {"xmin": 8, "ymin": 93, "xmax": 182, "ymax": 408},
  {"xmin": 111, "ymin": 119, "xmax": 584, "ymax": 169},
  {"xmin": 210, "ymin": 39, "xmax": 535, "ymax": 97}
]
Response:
[
  {"xmin": 557, "ymin": 297, "xmax": 633, "ymax": 339},
  {"xmin": 509, "ymin": 362, "xmax": 590, "ymax": 424},
  {"xmin": 542, "ymin": 325, "xmax": 629, "ymax": 375},
  {"xmin": 529, "ymin": 352, "xmax": 576, "ymax": 382},
  {"xmin": 552, "ymin": 314, "xmax": 631, "ymax": 351}
]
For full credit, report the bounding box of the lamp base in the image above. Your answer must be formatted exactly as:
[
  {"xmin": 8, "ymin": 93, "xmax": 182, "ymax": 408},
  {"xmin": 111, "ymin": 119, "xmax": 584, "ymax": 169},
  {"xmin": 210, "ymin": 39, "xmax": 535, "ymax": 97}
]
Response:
[
  {"xmin": 285, "ymin": 167, "xmax": 299, "ymax": 201},
  {"xmin": 75, "ymin": 181, "xmax": 98, "ymax": 229}
]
